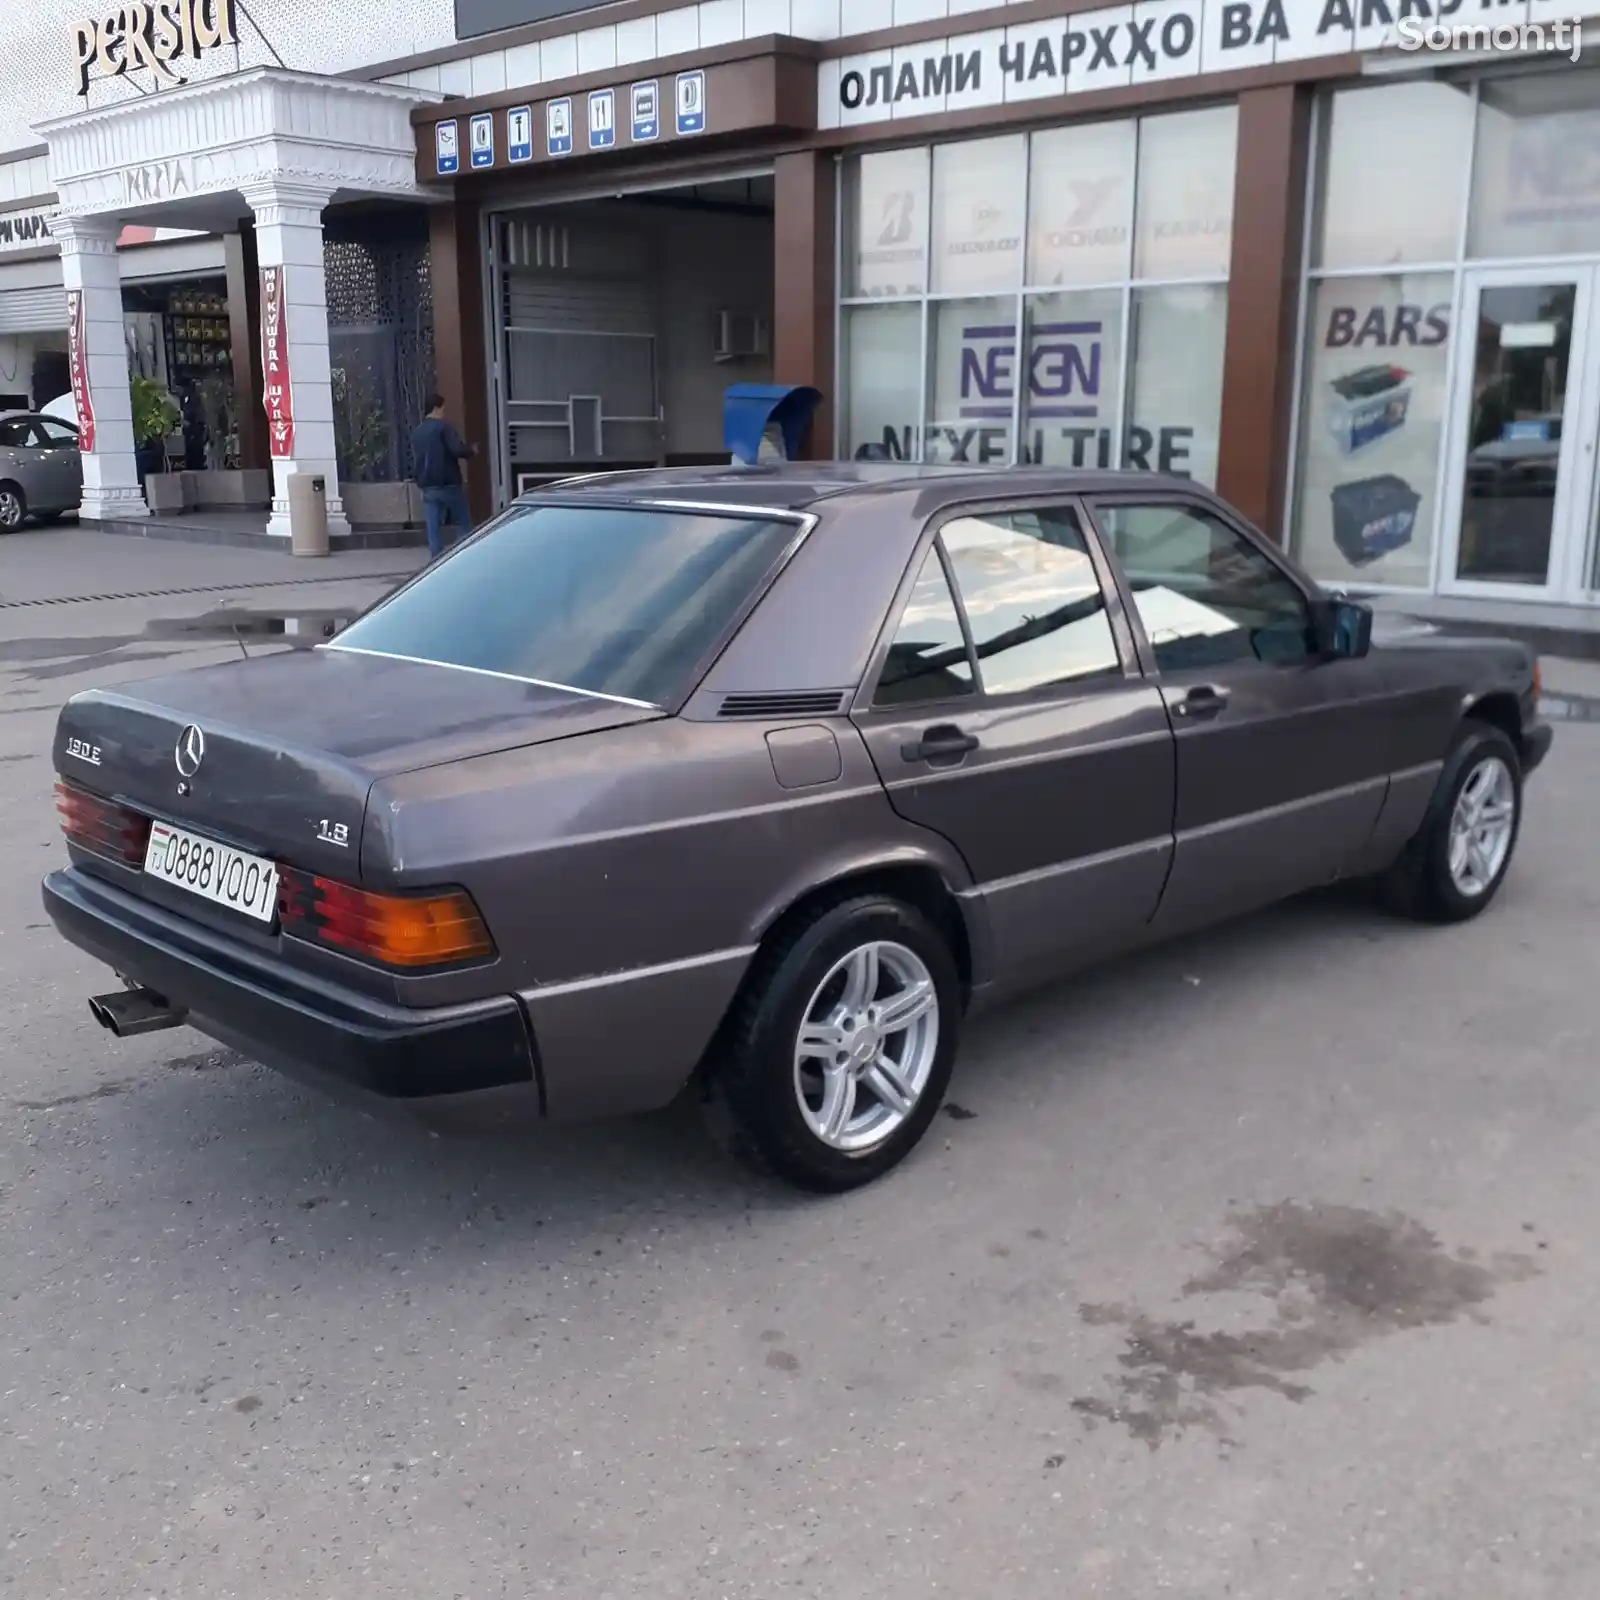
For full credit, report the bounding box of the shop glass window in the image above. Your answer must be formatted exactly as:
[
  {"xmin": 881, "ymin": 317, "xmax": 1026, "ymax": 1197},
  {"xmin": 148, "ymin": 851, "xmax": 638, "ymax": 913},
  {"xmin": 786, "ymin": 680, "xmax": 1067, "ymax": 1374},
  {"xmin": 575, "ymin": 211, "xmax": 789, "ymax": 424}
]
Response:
[
  {"xmin": 1027, "ymin": 119, "xmax": 1136, "ymax": 287},
  {"xmin": 929, "ymin": 135, "xmax": 1027, "ymax": 296},
  {"xmin": 841, "ymin": 304, "xmax": 925, "ymax": 463},
  {"xmin": 843, "ymin": 147, "xmax": 930, "ymax": 299},
  {"xmin": 874, "ymin": 547, "xmax": 976, "ymax": 708},
  {"xmin": 1288, "ymin": 272, "xmax": 1453, "ymax": 590},
  {"xmin": 1019, "ymin": 290, "xmax": 1124, "ymax": 470},
  {"xmin": 1096, "ymin": 501, "xmax": 1313, "ymax": 671},
  {"xmin": 1126, "ymin": 285, "xmax": 1229, "ymax": 489},
  {"xmin": 1133, "ymin": 105, "xmax": 1238, "ymax": 280},
  {"xmin": 927, "ymin": 297, "xmax": 1017, "ymax": 465},
  {"xmin": 941, "ymin": 509, "xmax": 1122, "ymax": 695},
  {"xmin": 1468, "ymin": 69, "xmax": 1600, "ymax": 260},
  {"xmin": 1313, "ymin": 83, "xmax": 1473, "ymax": 271}
]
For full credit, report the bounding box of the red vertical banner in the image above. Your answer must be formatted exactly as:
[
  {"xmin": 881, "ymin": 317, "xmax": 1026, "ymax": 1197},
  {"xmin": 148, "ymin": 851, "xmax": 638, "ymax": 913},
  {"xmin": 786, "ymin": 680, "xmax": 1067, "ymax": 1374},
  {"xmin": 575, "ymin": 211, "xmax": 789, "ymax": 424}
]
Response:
[
  {"xmin": 66, "ymin": 289, "xmax": 95, "ymax": 454},
  {"xmin": 260, "ymin": 265, "xmax": 294, "ymax": 458}
]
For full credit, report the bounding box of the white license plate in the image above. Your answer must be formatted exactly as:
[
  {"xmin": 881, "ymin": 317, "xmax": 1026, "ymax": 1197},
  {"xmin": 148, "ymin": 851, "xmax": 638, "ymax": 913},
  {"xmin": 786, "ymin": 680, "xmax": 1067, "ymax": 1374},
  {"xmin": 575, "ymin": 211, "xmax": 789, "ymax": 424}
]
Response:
[{"xmin": 143, "ymin": 821, "xmax": 279, "ymax": 924}]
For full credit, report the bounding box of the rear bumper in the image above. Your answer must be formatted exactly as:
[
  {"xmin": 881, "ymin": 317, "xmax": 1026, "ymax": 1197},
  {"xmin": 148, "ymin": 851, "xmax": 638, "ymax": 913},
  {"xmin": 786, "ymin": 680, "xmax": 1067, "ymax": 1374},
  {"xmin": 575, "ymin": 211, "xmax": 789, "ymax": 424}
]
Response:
[{"xmin": 42, "ymin": 867, "xmax": 541, "ymax": 1127}]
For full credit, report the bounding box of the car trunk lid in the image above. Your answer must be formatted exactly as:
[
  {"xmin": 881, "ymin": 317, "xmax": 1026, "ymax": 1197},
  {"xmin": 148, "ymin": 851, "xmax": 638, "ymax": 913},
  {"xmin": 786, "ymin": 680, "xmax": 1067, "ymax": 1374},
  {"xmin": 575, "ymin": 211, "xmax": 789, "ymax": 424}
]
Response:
[{"xmin": 54, "ymin": 646, "xmax": 664, "ymax": 879}]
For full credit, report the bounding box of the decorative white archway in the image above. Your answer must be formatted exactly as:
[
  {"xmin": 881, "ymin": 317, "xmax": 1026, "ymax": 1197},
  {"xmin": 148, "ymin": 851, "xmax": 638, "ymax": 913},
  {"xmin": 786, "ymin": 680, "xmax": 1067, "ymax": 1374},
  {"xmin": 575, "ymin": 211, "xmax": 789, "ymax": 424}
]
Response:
[{"xmin": 37, "ymin": 68, "xmax": 439, "ymax": 534}]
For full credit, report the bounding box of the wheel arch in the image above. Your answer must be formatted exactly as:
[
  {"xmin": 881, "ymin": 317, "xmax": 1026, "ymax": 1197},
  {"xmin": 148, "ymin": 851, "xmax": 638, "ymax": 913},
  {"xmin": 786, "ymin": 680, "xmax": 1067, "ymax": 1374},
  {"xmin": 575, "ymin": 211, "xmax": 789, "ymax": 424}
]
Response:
[
  {"xmin": 749, "ymin": 859, "xmax": 978, "ymax": 1003},
  {"xmin": 0, "ymin": 478, "xmax": 26, "ymax": 527},
  {"xmin": 1463, "ymin": 689, "xmax": 1526, "ymax": 761}
]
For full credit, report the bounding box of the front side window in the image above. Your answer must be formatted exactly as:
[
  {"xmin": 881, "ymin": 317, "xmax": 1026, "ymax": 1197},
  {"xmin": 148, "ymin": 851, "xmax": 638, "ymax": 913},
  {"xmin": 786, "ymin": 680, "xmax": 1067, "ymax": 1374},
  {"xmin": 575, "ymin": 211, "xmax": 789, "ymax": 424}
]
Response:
[
  {"xmin": 332, "ymin": 504, "xmax": 799, "ymax": 708},
  {"xmin": 941, "ymin": 507, "xmax": 1122, "ymax": 695},
  {"xmin": 37, "ymin": 419, "xmax": 80, "ymax": 447},
  {"xmin": 1096, "ymin": 501, "xmax": 1313, "ymax": 671}
]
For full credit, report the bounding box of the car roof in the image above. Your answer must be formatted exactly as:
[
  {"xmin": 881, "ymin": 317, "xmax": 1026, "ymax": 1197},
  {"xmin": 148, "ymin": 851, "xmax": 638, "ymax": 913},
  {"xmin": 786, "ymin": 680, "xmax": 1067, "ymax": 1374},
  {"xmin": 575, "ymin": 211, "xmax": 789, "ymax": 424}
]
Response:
[{"xmin": 519, "ymin": 462, "xmax": 1204, "ymax": 515}]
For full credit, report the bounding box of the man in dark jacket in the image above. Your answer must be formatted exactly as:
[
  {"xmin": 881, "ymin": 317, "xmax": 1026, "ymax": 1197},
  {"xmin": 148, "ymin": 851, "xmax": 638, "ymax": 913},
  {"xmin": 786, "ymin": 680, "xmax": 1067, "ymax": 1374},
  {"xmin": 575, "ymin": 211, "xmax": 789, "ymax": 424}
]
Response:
[{"xmin": 412, "ymin": 391, "xmax": 478, "ymax": 559}]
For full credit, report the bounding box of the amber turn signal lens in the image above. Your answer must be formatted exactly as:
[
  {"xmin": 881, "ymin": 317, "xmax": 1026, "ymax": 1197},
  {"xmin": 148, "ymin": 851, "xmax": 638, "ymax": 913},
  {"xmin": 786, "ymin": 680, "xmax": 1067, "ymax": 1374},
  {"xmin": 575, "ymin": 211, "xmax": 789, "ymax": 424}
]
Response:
[
  {"xmin": 1532, "ymin": 658, "xmax": 1542, "ymax": 699},
  {"xmin": 278, "ymin": 867, "xmax": 495, "ymax": 970}
]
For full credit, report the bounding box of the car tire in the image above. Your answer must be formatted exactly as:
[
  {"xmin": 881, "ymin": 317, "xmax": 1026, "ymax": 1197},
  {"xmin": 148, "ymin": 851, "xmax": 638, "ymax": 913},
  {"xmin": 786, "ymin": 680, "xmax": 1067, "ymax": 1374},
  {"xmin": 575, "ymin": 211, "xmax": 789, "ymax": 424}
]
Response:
[
  {"xmin": 0, "ymin": 483, "xmax": 25, "ymax": 534},
  {"xmin": 1380, "ymin": 718, "xmax": 1524, "ymax": 925},
  {"xmin": 705, "ymin": 894, "xmax": 962, "ymax": 1193}
]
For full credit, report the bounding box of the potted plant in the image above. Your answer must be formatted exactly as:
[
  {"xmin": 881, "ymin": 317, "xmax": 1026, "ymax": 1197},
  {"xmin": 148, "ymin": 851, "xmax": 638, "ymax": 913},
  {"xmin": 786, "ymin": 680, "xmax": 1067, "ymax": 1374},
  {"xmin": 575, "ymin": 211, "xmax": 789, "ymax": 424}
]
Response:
[{"xmin": 131, "ymin": 377, "xmax": 180, "ymax": 503}]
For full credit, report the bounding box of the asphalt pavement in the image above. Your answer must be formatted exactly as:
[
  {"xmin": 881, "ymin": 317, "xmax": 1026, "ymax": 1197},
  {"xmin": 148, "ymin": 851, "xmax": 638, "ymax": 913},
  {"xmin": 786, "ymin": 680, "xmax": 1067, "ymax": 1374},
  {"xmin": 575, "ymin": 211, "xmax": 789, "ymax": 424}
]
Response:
[{"xmin": 3, "ymin": 524, "xmax": 1598, "ymax": 1599}]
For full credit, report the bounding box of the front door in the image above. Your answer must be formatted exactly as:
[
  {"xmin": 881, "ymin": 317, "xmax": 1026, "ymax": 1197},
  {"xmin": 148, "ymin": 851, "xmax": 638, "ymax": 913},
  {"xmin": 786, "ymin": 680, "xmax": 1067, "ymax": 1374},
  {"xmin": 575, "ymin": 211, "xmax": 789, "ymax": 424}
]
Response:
[
  {"xmin": 1439, "ymin": 267, "xmax": 1600, "ymax": 602},
  {"xmin": 31, "ymin": 417, "xmax": 84, "ymax": 512},
  {"xmin": 1087, "ymin": 493, "xmax": 1395, "ymax": 939},
  {"xmin": 852, "ymin": 500, "xmax": 1176, "ymax": 994}
]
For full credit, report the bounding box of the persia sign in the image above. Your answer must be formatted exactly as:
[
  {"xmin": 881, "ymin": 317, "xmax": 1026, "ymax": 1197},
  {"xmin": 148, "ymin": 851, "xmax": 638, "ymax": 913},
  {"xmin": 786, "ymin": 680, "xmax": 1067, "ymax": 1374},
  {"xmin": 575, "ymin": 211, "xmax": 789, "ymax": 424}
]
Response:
[
  {"xmin": 72, "ymin": 0, "xmax": 239, "ymax": 98},
  {"xmin": 65, "ymin": 290, "xmax": 95, "ymax": 454},
  {"xmin": 260, "ymin": 266, "xmax": 294, "ymax": 459}
]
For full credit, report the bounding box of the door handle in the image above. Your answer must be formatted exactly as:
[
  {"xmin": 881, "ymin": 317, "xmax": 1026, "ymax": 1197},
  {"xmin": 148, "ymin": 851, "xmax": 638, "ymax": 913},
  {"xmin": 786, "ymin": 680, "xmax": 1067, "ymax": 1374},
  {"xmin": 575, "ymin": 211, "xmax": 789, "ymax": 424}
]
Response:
[
  {"xmin": 902, "ymin": 724, "xmax": 980, "ymax": 765},
  {"xmin": 1172, "ymin": 684, "xmax": 1232, "ymax": 721}
]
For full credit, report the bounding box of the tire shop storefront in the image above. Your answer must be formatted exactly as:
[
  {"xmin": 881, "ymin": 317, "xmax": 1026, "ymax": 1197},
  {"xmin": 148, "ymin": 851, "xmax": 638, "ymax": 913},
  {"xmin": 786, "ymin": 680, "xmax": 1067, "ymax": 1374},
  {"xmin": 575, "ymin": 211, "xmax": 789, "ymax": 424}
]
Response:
[{"xmin": 416, "ymin": 0, "xmax": 1600, "ymax": 620}]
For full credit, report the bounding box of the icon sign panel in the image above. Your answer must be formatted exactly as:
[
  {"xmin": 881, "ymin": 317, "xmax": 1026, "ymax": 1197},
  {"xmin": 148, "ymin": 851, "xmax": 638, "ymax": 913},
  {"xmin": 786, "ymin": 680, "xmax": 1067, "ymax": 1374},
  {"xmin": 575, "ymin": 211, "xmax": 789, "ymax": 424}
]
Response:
[
  {"xmin": 675, "ymin": 70, "xmax": 706, "ymax": 135},
  {"xmin": 508, "ymin": 105, "xmax": 533, "ymax": 163},
  {"xmin": 435, "ymin": 120, "xmax": 459, "ymax": 175},
  {"xmin": 547, "ymin": 98, "xmax": 573, "ymax": 156},
  {"xmin": 469, "ymin": 112, "xmax": 494, "ymax": 169},
  {"xmin": 588, "ymin": 88, "xmax": 616, "ymax": 150},
  {"xmin": 630, "ymin": 80, "xmax": 659, "ymax": 142}
]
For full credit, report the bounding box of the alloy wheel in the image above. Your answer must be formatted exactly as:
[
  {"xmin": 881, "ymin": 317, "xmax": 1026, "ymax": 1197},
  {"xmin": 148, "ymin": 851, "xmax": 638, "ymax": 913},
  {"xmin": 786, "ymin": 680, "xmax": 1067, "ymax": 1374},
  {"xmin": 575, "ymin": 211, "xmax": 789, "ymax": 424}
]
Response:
[
  {"xmin": 792, "ymin": 939, "xmax": 941, "ymax": 1153},
  {"xmin": 0, "ymin": 490, "xmax": 21, "ymax": 533},
  {"xmin": 1447, "ymin": 755, "xmax": 1517, "ymax": 898}
]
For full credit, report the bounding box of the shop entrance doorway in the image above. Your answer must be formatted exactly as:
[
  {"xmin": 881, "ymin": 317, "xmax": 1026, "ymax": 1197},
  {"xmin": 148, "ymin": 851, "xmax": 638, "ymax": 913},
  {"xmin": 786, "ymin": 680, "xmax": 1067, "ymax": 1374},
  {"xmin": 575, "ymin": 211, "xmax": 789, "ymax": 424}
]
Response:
[
  {"xmin": 1439, "ymin": 265, "xmax": 1600, "ymax": 603},
  {"xmin": 486, "ymin": 172, "xmax": 774, "ymax": 506}
]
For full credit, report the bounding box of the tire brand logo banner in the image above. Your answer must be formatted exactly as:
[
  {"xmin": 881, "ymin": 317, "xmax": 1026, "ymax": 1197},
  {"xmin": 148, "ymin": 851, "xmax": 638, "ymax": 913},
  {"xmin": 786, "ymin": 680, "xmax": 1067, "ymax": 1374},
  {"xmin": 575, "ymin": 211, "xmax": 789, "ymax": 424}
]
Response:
[
  {"xmin": 260, "ymin": 265, "xmax": 294, "ymax": 459},
  {"xmin": 66, "ymin": 289, "xmax": 95, "ymax": 454}
]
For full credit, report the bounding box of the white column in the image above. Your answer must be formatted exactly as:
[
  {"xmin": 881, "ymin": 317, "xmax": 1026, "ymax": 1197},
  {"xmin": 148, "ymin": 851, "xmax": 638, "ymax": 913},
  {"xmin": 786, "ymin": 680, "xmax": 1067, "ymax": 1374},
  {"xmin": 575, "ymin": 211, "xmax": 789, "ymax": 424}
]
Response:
[
  {"xmin": 242, "ymin": 181, "xmax": 349, "ymax": 540},
  {"xmin": 48, "ymin": 213, "xmax": 148, "ymax": 521}
]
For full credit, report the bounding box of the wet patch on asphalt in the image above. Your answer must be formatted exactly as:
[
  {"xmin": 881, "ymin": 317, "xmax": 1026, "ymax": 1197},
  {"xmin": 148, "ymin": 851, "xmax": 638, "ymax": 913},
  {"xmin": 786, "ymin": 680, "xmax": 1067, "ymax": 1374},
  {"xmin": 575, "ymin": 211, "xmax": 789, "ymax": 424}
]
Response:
[
  {"xmin": 14, "ymin": 1081, "xmax": 137, "ymax": 1112},
  {"xmin": 12, "ymin": 1049, "xmax": 243, "ymax": 1111},
  {"xmin": 1071, "ymin": 1202, "xmax": 1540, "ymax": 1449}
]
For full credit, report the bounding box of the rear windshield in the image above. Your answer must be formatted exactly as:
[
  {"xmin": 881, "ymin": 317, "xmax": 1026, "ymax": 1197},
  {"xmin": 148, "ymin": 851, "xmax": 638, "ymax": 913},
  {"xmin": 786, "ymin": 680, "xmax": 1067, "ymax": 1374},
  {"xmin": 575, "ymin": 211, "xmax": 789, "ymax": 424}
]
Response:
[{"xmin": 334, "ymin": 503, "xmax": 799, "ymax": 707}]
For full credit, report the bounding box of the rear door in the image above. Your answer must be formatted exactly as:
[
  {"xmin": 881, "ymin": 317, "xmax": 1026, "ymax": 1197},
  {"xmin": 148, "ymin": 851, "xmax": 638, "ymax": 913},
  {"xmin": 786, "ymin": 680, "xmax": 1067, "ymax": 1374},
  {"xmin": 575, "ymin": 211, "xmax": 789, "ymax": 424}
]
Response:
[
  {"xmin": 1085, "ymin": 492, "xmax": 1394, "ymax": 937},
  {"xmin": 852, "ymin": 498, "xmax": 1176, "ymax": 994}
]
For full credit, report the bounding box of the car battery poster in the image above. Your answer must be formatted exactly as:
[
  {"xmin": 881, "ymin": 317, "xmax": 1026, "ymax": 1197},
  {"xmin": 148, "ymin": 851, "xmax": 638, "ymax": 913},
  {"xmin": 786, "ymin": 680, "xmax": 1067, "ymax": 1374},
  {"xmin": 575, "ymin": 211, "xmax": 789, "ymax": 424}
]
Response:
[{"xmin": 1292, "ymin": 274, "xmax": 1453, "ymax": 590}]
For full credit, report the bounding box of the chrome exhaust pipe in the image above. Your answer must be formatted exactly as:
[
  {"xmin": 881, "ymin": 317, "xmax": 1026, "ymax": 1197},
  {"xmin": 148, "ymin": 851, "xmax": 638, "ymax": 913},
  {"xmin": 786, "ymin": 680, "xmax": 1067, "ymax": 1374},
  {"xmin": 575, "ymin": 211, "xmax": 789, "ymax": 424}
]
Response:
[{"xmin": 88, "ymin": 986, "xmax": 188, "ymax": 1038}]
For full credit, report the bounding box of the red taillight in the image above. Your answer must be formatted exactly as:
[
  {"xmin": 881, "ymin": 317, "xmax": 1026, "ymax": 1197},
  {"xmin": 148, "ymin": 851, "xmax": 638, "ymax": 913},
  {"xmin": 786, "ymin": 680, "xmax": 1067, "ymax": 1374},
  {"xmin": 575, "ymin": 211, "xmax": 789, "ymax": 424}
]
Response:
[
  {"xmin": 56, "ymin": 782, "xmax": 151, "ymax": 866},
  {"xmin": 277, "ymin": 866, "xmax": 495, "ymax": 970}
]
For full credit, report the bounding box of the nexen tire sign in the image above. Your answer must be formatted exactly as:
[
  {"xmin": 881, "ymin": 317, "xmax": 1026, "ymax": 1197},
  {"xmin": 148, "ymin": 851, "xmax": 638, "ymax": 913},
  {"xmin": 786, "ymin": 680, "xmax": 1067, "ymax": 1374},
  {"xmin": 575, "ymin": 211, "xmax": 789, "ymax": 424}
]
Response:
[{"xmin": 867, "ymin": 322, "xmax": 1198, "ymax": 474}]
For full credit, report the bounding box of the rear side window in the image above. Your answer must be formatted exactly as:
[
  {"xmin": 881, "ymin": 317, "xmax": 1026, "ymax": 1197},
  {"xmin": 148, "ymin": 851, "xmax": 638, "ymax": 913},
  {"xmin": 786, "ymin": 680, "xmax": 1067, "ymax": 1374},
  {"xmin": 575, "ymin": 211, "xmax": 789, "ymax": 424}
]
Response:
[
  {"xmin": 874, "ymin": 549, "xmax": 977, "ymax": 708},
  {"xmin": 940, "ymin": 507, "xmax": 1121, "ymax": 695},
  {"xmin": 334, "ymin": 504, "xmax": 799, "ymax": 707}
]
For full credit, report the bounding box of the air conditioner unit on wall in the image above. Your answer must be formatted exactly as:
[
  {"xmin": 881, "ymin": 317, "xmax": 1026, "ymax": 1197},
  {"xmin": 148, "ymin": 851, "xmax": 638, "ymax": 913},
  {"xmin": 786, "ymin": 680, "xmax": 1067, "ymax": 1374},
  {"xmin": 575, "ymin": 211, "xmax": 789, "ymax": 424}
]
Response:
[{"xmin": 714, "ymin": 310, "xmax": 770, "ymax": 363}]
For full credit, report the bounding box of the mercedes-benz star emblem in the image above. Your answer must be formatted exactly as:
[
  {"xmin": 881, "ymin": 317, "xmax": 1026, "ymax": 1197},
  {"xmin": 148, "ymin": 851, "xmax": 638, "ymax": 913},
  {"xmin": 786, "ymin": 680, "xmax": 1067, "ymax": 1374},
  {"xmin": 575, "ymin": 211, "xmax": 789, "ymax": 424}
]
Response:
[{"xmin": 174, "ymin": 724, "xmax": 206, "ymax": 779}]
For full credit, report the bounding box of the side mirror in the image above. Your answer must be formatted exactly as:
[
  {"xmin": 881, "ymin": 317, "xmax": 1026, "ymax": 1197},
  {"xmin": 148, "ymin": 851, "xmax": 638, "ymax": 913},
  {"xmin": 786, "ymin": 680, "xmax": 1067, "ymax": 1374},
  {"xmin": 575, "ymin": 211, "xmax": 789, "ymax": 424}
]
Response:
[{"xmin": 1311, "ymin": 596, "xmax": 1374, "ymax": 659}]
